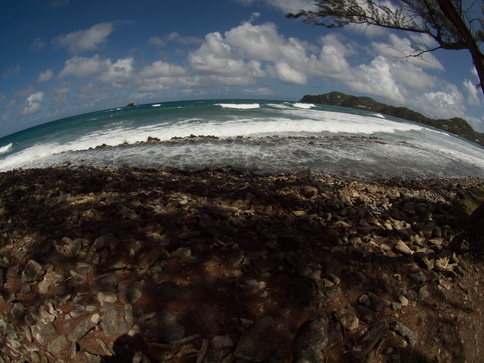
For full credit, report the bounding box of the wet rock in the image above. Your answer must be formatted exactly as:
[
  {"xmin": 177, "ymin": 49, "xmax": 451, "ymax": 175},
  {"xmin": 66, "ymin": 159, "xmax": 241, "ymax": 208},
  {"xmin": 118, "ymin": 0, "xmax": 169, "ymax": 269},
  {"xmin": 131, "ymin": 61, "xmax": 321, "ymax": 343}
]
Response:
[
  {"xmin": 292, "ymin": 315, "xmax": 338, "ymax": 362},
  {"xmin": 144, "ymin": 311, "xmax": 185, "ymax": 343},
  {"xmin": 183, "ymin": 304, "xmax": 219, "ymax": 335},
  {"xmin": 21, "ymin": 260, "xmax": 46, "ymax": 284},
  {"xmin": 68, "ymin": 314, "xmax": 101, "ymax": 341}
]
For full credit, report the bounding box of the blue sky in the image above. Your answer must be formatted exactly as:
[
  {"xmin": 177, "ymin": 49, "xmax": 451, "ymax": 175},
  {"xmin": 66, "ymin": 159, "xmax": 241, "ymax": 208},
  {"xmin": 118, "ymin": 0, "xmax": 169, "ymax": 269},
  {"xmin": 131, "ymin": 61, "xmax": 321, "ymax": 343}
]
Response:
[{"xmin": 1, "ymin": 0, "xmax": 483, "ymax": 138}]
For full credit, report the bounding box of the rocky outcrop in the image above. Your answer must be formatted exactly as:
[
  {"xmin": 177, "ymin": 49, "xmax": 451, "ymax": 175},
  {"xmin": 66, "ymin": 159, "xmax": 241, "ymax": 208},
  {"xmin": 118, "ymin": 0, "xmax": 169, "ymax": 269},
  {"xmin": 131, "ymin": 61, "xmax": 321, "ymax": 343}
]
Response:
[{"xmin": 0, "ymin": 167, "xmax": 482, "ymax": 362}]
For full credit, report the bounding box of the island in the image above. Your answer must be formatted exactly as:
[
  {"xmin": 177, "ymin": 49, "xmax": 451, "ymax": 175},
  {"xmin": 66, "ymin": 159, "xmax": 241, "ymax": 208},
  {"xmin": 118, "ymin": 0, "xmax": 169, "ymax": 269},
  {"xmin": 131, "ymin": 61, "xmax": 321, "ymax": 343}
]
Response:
[{"xmin": 300, "ymin": 92, "xmax": 484, "ymax": 147}]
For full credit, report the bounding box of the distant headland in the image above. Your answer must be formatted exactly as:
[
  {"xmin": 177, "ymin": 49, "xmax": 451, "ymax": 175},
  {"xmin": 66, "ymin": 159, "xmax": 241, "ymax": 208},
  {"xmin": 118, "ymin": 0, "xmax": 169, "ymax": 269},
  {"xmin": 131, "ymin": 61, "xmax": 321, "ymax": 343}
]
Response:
[{"xmin": 300, "ymin": 92, "xmax": 484, "ymax": 147}]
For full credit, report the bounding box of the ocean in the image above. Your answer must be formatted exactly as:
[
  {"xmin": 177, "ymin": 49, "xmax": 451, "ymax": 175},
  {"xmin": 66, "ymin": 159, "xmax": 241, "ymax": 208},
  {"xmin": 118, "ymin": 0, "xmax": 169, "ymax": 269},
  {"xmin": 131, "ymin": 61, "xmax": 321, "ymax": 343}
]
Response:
[{"xmin": 0, "ymin": 99, "xmax": 483, "ymax": 179}]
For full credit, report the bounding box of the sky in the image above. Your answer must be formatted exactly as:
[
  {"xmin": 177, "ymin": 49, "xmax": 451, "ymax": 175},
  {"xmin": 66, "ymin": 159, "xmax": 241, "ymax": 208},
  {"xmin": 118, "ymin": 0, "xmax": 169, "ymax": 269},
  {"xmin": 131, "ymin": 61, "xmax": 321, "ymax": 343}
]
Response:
[{"xmin": 1, "ymin": 0, "xmax": 483, "ymax": 138}]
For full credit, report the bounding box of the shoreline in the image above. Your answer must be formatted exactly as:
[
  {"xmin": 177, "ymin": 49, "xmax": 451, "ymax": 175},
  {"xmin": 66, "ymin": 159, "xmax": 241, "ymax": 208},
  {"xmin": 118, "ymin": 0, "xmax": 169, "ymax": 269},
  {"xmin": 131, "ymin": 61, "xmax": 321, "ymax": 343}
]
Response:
[{"xmin": 0, "ymin": 166, "xmax": 483, "ymax": 362}]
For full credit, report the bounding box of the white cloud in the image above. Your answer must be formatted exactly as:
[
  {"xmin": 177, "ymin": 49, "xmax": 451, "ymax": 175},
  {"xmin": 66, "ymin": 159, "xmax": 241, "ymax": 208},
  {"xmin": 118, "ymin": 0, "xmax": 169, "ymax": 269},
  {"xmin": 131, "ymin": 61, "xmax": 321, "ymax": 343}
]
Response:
[
  {"xmin": 269, "ymin": 63, "xmax": 307, "ymax": 84},
  {"xmin": 348, "ymin": 56, "xmax": 404, "ymax": 102},
  {"xmin": 2, "ymin": 64, "xmax": 21, "ymax": 79},
  {"xmin": 188, "ymin": 32, "xmax": 265, "ymax": 78},
  {"xmin": 140, "ymin": 60, "xmax": 186, "ymax": 78},
  {"xmin": 463, "ymin": 79, "xmax": 482, "ymax": 106},
  {"xmin": 54, "ymin": 23, "xmax": 113, "ymax": 54},
  {"xmin": 21, "ymin": 91, "xmax": 44, "ymax": 115},
  {"xmin": 29, "ymin": 38, "xmax": 46, "ymax": 52},
  {"xmin": 59, "ymin": 55, "xmax": 109, "ymax": 78},
  {"xmin": 234, "ymin": 0, "xmax": 317, "ymax": 13},
  {"xmin": 420, "ymin": 85, "xmax": 466, "ymax": 119},
  {"xmin": 371, "ymin": 34, "xmax": 443, "ymax": 70},
  {"xmin": 99, "ymin": 58, "xmax": 134, "ymax": 84},
  {"xmin": 38, "ymin": 69, "xmax": 54, "ymax": 83}
]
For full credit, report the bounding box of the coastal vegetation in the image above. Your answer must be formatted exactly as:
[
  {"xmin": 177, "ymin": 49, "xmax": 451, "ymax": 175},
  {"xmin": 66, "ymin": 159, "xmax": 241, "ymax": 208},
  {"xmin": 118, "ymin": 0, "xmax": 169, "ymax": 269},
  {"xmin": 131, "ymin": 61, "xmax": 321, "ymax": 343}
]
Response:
[{"xmin": 300, "ymin": 92, "xmax": 484, "ymax": 146}]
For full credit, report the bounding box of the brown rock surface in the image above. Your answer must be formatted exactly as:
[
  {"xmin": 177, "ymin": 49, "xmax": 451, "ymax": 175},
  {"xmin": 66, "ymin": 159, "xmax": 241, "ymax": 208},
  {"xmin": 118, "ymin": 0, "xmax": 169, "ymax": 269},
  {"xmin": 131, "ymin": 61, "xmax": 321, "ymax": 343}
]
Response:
[{"xmin": 0, "ymin": 166, "xmax": 482, "ymax": 362}]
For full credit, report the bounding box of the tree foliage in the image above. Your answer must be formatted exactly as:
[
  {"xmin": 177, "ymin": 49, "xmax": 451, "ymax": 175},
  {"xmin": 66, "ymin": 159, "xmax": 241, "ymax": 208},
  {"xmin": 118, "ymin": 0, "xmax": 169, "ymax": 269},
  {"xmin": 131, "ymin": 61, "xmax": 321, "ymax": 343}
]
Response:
[{"xmin": 288, "ymin": 0, "xmax": 484, "ymax": 94}]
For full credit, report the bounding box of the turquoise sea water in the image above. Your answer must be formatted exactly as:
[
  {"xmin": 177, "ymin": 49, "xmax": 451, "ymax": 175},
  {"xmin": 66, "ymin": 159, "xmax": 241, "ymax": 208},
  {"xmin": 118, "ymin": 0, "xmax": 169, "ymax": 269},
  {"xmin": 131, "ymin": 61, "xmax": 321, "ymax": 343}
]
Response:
[{"xmin": 0, "ymin": 99, "xmax": 483, "ymax": 179}]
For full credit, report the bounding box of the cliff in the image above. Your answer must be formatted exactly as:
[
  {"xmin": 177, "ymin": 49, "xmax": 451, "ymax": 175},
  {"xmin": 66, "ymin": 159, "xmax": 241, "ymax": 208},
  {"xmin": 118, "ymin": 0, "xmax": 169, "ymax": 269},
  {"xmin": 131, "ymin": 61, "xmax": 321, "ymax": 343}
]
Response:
[{"xmin": 300, "ymin": 92, "xmax": 484, "ymax": 147}]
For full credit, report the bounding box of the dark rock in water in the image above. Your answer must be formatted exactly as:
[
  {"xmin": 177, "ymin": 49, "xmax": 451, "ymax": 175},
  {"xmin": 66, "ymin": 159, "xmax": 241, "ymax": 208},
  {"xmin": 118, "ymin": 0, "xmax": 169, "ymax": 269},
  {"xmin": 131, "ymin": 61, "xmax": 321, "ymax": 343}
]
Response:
[
  {"xmin": 292, "ymin": 315, "xmax": 338, "ymax": 362},
  {"xmin": 144, "ymin": 311, "xmax": 185, "ymax": 343},
  {"xmin": 21, "ymin": 260, "xmax": 46, "ymax": 283},
  {"xmin": 183, "ymin": 304, "xmax": 219, "ymax": 335},
  {"xmin": 126, "ymin": 102, "xmax": 137, "ymax": 108}
]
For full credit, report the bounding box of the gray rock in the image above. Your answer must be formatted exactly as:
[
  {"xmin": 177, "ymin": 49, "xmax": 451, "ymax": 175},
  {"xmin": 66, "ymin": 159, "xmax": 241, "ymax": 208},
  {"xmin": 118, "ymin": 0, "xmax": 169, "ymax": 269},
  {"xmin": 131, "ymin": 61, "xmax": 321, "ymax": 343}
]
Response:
[
  {"xmin": 183, "ymin": 304, "xmax": 219, "ymax": 335},
  {"xmin": 285, "ymin": 251, "xmax": 311, "ymax": 276},
  {"xmin": 21, "ymin": 260, "xmax": 46, "ymax": 284},
  {"xmin": 347, "ymin": 322, "xmax": 388, "ymax": 360},
  {"xmin": 32, "ymin": 321, "xmax": 56, "ymax": 345},
  {"xmin": 394, "ymin": 240, "xmax": 413, "ymax": 256},
  {"xmin": 391, "ymin": 321, "xmax": 418, "ymax": 346},
  {"xmin": 139, "ymin": 250, "xmax": 164, "ymax": 269},
  {"xmin": 67, "ymin": 314, "xmax": 101, "ymax": 341},
  {"xmin": 90, "ymin": 273, "xmax": 120, "ymax": 294},
  {"xmin": 101, "ymin": 303, "xmax": 132, "ymax": 336},
  {"xmin": 47, "ymin": 335, "xmax": 69, "ymax": 355},
  {"xmin": 118, "ymin": 280, "xmax": 142, "ymax": 304},
  {"xmin": 292, "ymin": 315, "xmax": 338, "ymax": 362},
  {"xmin": 334, "ymin": 306, "xmax": 359, "ymax": 331},
  {"xmin": 144, "ymin": 311, "xmax": 185, "ymax": 343},
  {"xmin": 96, "ymin": 291, "xmax": 117, "ymax": 306},
  {"xmin": 61, "ymin": 237, "xmax": 82, "ymax": 257},
  {"xmin": 235, "ymin": 330, "xmax": 276, "ymax": 362},
  {"xmin": 38, "ymin": 270, "xmax": 63, "ymax": 294}
]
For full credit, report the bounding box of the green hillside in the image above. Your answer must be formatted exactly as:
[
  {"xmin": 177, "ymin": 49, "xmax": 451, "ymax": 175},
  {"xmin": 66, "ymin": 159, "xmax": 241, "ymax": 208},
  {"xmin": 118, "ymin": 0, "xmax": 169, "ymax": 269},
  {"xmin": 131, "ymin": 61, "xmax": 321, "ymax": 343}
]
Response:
[{"xmin": 300, "ymin": 92, "xmax": 484, "ymax": 147}]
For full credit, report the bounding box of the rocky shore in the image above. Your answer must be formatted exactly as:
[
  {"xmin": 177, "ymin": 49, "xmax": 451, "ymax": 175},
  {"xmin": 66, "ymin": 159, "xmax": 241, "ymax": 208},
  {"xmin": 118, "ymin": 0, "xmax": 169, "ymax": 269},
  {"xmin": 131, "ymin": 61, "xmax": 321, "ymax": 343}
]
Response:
[{"xmin": 0, "ymin": 166, "xmax": 482, "ymax": 362}]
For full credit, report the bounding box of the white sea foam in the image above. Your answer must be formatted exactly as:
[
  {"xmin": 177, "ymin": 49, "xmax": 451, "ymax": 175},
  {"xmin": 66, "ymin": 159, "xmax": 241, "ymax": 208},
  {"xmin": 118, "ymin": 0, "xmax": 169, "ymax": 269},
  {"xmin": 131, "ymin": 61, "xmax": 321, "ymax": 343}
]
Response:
[
  {"xmin": 0, "ymin": 143, "xmax": 12, "ymax": 154},
  {"xmin": 293, "ymin": 103, "xmax": 314, "ymax": 109},
  {"xmin": 216, "ymin": 103, "xmax": 260, "ymax": 109},
  {"xmin": 152, "ymin": 104, "xmax": 161, "ymax": 107}
]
